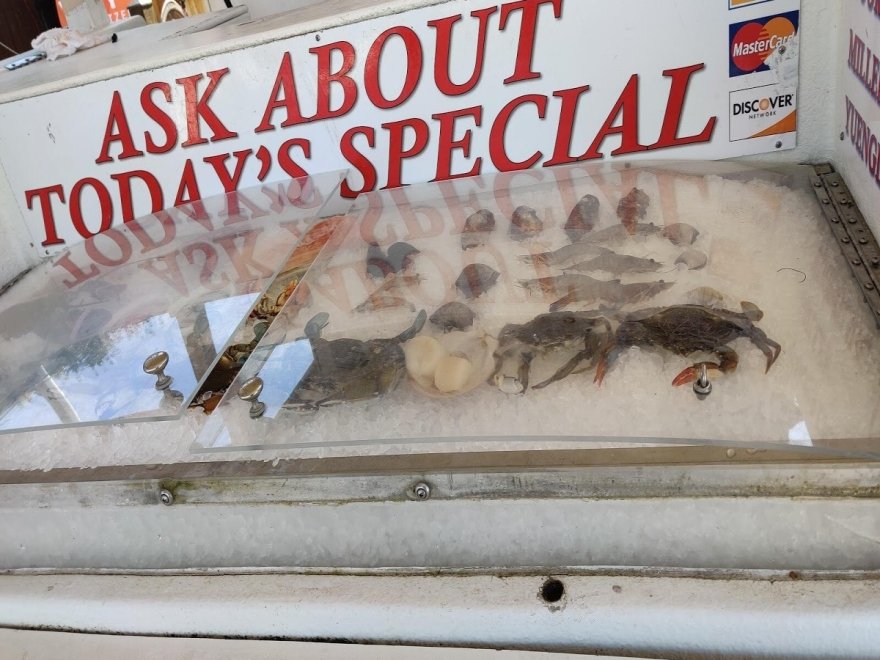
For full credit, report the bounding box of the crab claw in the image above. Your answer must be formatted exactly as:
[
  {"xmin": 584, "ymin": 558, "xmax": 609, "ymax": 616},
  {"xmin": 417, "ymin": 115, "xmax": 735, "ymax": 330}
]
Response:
[
  {"xmin": 594, "ymin": 344, "xmax": 622, "ymax": 387},
  {"xmin": 671, "ymin": 362, "xmax": 722, "ymax": 387},
  {"xmin": 594, "ymin": 355, "xmax": 609, "ymax": 386}
]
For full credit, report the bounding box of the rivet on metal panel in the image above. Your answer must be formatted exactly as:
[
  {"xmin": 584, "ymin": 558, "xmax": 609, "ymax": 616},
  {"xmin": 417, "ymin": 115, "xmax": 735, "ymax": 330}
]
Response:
[
  {"xmin": 831, "ymin": 217, "xmax": 840, "ymax": 223},
  {"xmin": 859, "ymin": 238, "xmax": 869, "ymax": 244},
  {"xmin": 871, "ymin": 257, "xmax": 880, "ymax": 267},
  {"xmin": 726, "ymin": 449, "xmax": 737, "ymax": 458},
  {"xmin": 852, "ymin": 259, "xmax": 862, "ymax": 266},
  {"xmin": 848, "ymin": 217, "xmax": 858, "ymax": 224},
  {"xmin": 409, "ymin": 482, "xmax": 432, "ymax": 501},
  {"xmin": 813, "ymin": 180, "xmax": 822, "ymax": 187},
  {"xmin": 159, "ymin": 489, "xmax": 174, "ymax": 506},
  {"xmin": 822, "ymin": 198, "xmax": 830, "ymax": 205},
  {"xmin": 775, "ymin": 141, "xmax": 782, "ymax": 149},
  {"xmin": 831, "ymin": 181, "xmax": 839, "ymax": 187},
  {"xmin": 143, "ymin": 351, "xmax": 172, "ymax": 390},
  {"xmin": 842, "ymin": 237, "xmax": 851, "ymax": 244},
  {"xmin": 866, "ymin": 283, "xmax": 876, "ymax": 290}
]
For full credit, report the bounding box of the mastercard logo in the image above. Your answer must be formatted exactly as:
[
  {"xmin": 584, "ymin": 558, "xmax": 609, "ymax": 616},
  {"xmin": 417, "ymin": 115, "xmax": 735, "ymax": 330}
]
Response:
[{"xmin": 729, "ymin": 11, "xmax": 798, "ymax": 77}]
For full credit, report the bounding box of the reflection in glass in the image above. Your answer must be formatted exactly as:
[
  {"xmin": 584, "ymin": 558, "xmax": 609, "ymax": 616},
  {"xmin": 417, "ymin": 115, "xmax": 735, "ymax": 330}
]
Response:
[
  {"xmin": 204, "ymin": 294, "xmax": 260, "ymax": 354},
  {"xmin": 0, "ymin": 172, "xmax": 344, "ymax": 434}
]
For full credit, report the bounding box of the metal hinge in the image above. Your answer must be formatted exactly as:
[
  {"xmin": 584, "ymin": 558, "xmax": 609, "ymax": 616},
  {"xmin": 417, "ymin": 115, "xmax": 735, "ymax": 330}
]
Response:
[
  {"xmin": 811, "ymin": 164, "xmax": 880, "ymax": 329},
  {"xmin": 2, "ymin": 50, "xmax": 46, "ymax": 71}
]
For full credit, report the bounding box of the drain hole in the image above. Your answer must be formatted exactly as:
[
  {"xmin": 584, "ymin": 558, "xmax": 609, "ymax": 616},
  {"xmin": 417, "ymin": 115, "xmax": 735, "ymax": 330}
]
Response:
[{"xmin": 540, "ymin": 578, "xmax": 565, "ymax": 603}]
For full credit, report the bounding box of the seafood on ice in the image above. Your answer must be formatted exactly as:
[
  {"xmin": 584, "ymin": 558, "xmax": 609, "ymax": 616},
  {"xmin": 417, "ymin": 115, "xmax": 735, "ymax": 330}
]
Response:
[{"xmin": 595, "ymin": 303, "xmax": 782, "ymax": 387}]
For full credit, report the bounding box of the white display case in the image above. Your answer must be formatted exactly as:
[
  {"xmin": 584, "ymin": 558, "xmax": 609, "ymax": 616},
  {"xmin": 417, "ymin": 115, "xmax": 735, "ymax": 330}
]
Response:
[{"xmin": 0, "ymin": 2, "xmax": 878, "ymax": 657}]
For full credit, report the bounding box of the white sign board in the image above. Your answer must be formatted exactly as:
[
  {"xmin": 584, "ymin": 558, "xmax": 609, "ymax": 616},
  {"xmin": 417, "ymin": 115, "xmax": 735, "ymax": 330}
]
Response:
[
  {"xmin": 839, "ymin": 0, "xmax": 880, "ymax": 236},
  {"xmin": 0, "ymin": 0, "xmax": 800, "ymax": 256}
]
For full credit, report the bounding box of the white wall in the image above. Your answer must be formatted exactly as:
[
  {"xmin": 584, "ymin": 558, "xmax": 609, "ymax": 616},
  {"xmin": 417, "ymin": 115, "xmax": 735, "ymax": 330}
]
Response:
[
  {"xmin": 834, "ymin": 2, "xmax": 879, "ymax": 236},
  {"xmin": 748, "ymin": 0, "xmax": 839, "ymax": 165},
  {"xmin": 0, "ymin": 162, "xmax": 38, "ymax": 286}
]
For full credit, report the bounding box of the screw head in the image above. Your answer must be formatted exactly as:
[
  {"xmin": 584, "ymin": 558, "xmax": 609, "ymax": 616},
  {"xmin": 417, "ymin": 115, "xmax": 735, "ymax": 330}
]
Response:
[
  {"xmin": 410, "ymin": 482, "xmax": 431, "ymax": 501},
  {"xmin": 159, "ymin": 489, "xmax": 174, "ymax": 506}
]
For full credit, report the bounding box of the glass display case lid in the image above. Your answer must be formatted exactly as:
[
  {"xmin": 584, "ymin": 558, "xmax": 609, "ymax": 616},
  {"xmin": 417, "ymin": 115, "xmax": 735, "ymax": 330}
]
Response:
[
  {"xmin": 0, "ymin": 171, "xmax": 346, "ymax": 434},
  {"xmin": 194, "ymin": 162, "xmax": 880, "ymax": 457}
]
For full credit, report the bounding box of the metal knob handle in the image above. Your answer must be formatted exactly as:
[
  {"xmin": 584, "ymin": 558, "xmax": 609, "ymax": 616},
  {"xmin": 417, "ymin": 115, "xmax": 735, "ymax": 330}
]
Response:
[
  {"xmin": 693, "ymin": 363, "xmax": 712, "ymax": 400},
  {"xmin": 143, "ymin": 351, "xmax": 172, "ymax": 390},
  {"xmin": 239, "ymin": 376, "xmax": 266, "ymax": 419}
]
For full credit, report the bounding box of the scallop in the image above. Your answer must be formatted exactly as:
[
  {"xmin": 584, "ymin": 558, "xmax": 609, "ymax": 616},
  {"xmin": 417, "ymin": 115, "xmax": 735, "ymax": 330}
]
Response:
[
  {"xmin": 407, "ymin": 330, "xmax": 499, "ymax": 399},
  {"xmin": 461, "ymin": 209, "xmax": 496, "ymax": 251},
  {"xmin": 455, "ymin": 264, "xmax": 500, "ymax": 299},
  {"xmin": 663, "ymin": 223, "xmax": 700, "ymax": 246},
  {"xmin": 404, "ymin": 335, "xmax": 446, "ymax": 378},
  {"xmin": 565, "ymin": 194, "xmax": 600, "ymax": 242},
  {"xmin": 675, "ymin": 248, "xmax": 708, "ymax": 270},
  {"xmin": 509, "ymin": 206, "xmax": 544, "ymax": 241},
  {"xmin": 434, "ymin": 355, "xmax": 473, "ymax": 393},
  {"xmin": 429, "ymin": 302, "xmax": 476, "ymax": 332},
  {"xmin": 616, "ymin": 188, "xmax": 650, "ymax": 234}
]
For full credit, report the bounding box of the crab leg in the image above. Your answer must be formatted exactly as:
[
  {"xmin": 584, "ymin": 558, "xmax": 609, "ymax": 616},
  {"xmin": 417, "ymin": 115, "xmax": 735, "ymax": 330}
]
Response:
[
  {"xmin": 518, "ymin": 351, "xmax": 534, "ymax": 392},
  {"xmin": 749, "ymin": 328, "xmax": 782, "ymax": 372},
  {"xmin": 489, "ymin": 352, "xmax": 505, "ymax": 383},
  {"xmin": 671, "ymin": 346, "xmax": 739, "ymax": 386},
  {"xmin": 533, "ymin": 347, "xmax": 594, "ymax": 390},
  {"xmin": 594, "ymin": 345, "xmax": 623, "ymax": 386}
]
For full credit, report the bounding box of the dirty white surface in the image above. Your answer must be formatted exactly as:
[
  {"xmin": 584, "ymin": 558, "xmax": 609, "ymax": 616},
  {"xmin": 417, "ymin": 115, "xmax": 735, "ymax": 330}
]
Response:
[
  {"xmin": 0, "ymin": 162, "xmax": 877, "ymax": 472},
  {"xmin": 0, "ymin": 629, "xmax": 625, "ymax": 660},
  {"xmin": 2, "ymin": 574, "xmax": 879, "ymax": 659}
]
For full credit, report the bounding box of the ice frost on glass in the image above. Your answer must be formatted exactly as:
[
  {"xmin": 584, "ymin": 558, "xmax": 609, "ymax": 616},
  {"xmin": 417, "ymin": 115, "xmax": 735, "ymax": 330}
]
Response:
[
  {"xmin": 196, "ymin": 162, "xmax": 880, "ymax": 456},
  {"xmin": 0, "ymin": 173, "xmax": 344, "ymax": 434}
]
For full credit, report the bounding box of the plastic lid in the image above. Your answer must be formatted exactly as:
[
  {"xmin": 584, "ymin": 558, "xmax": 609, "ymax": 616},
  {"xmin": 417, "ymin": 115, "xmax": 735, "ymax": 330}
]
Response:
[
  {"xmin": 0, "ymin": 171, "xmax": 346, "ymax": 434},
  {"xmin": 194, "ymin": 162, "xmax": 880, "ymax": 457}
]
